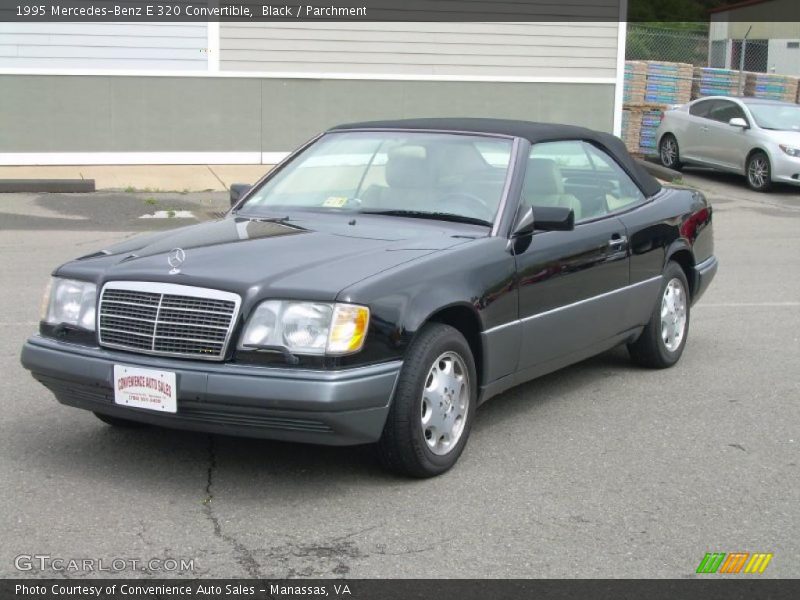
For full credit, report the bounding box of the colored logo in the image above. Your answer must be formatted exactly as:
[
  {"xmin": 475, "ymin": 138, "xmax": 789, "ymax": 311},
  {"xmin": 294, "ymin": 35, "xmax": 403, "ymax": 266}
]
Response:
[{"xmin": 696, "ymin": 552, "xmax": 773, "ymax": 574}]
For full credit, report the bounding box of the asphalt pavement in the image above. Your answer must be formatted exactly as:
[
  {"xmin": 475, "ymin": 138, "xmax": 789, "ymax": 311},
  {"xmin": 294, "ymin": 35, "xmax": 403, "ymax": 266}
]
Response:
[{"xmin": 0, "ymin": 170, "xmax": 798, "ymax": 578}]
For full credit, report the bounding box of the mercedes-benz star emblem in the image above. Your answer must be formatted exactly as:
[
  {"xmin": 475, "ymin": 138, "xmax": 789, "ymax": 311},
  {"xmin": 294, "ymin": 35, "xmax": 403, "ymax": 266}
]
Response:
[{"xmin": 167, "ymin": 248, "xmax": 186, "ymax": 274}]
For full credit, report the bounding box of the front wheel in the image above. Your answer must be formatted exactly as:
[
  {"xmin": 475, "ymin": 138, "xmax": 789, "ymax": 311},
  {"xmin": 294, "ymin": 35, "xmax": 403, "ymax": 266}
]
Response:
[
  {"xmin": 377, "ymin": 323, "xmax": 476, "ymax": 478},
  {"xmin": 746, "ymin": 151, "xmax": 772, "ymax": 192},
  {"xmin": 628, "ymin": 262, "xmax": 690, "ymax": 369}
]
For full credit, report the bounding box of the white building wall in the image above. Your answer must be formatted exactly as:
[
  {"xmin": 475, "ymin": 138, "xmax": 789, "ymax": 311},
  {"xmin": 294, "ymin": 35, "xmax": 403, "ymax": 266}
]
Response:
[
  {"xmin": 767, "ymin": 38, "xmax": 800, "ymax": 75},
  {"xmin": 709, "ymin": 18, "xmax": 729, "ymax": 42},
  {"xmin": 0, "ymin": 23, "xmax": 208, "ymax": 70}
]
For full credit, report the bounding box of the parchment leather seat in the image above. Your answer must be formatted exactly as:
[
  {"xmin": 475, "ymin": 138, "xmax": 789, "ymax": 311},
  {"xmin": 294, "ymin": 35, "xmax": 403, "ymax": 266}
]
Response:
[{"xmin": 522, "ymin": 158, "xmax": 582, "ymax": 220}]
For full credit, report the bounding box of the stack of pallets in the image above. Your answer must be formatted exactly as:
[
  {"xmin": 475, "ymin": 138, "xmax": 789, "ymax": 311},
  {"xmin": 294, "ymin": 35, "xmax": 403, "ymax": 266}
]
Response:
[
  {"xmin": 643, "ymin": 61, "xmax": 694, "ymax": 105},
  {"xmin": 622, "ymin": 61, "xmax": 694, "ymax": 157},
  {"xmin": 692, "ymin": 67, "xmax": 741, "ymax": 98},
  {"xmin": 624, "ymin": 61, "xmax": 647, "ymax": 104},
  {"xmin": 638, "ymin": 109, "xmax": 665, "ymax": 157},
  {"xmin": 744, "ymin": 72, "xmax": 799, "ymax": 102},
  {"xmin": 621, "ymin": 108, "xmax": 643, "ymax": 155}
]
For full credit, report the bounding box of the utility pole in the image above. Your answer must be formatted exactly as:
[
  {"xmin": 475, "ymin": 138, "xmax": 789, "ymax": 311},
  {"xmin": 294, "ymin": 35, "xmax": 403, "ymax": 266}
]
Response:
[{"xmin": 739, "ymin": 25, "xmax": 752, "ymax": 95}]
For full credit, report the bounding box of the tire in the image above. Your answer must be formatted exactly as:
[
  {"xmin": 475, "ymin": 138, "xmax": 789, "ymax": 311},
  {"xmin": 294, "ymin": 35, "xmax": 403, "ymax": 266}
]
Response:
[
  {"xmin": 659, "ymin": 134, "xmax": 683, "ymax": 171},
  {"xmin": 94, "ymin": 411, "xmax": 148, "ymax": 428},
  {"xmin": 628, "ymin": 261, "xmax": 691, "ymax": 369},
  {"xmin": 746, "ymin": 151, "xmax": 773, "ymax": 192},
  {"xmin": 377, "ymin": 323, "xmax": 477, "ymax": 478}
]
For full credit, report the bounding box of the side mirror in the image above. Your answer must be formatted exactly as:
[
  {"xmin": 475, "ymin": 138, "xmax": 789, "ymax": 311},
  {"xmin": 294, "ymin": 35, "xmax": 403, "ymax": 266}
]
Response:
[
  {"xmin": 229, "ymin": 183, "xmax": 251, "ymax": 207},
  {"xmin": 729, "ymin": 117, "xmax": 749, "ymax": 129},
  {"xmin": 512, "ymin": 206, "xmax": 575, "ymax": 237},
  {"xmin": 512, "ymin": 206, "xmax": 536, "ymax": 237}
]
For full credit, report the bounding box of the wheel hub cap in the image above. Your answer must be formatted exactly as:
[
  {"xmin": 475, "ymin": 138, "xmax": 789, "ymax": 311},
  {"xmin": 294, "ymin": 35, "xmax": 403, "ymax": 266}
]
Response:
[
  {"xmin": 421, "ymin": 351, "xmax": 469, "ymax": 456},
  {"xmin": 661, "ymin": 139, "xmax": 676, "ymax": 165},
  {"xmin": 661, "ymin": 278, "xmax": 687, "ymax": 352},
  {"xmin": 749, "ymin": 158, "xmax": 768, "ymax": 187}
]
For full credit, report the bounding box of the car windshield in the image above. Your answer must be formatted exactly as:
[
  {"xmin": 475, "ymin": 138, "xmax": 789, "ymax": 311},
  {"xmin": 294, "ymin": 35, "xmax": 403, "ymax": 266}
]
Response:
[
  {"xmin": 747, "ymin": 103, "xmax": 800, "ymax": 131},
  {"xmin": 237, "ymin": 131, "xmax": 514, "ymax": 226}
]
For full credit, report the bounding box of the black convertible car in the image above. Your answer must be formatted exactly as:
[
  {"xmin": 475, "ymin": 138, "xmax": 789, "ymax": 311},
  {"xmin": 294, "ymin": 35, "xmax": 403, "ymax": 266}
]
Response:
[{"xmin": 21, "ymin": 118, "xmax": 717, "ymax": 477}]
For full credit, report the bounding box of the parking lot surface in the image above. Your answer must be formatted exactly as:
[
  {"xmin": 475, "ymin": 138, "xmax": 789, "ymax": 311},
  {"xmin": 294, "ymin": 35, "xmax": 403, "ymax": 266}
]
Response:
[{"xmin": 1, "ymin": 171, "xmax": 798, "ymax": 578}]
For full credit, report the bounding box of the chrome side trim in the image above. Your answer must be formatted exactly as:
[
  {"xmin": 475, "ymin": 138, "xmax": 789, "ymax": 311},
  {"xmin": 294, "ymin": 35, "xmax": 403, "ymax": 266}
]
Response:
[
  {"xmin": 483, "ymin": 275, "xmax": 663, "ymax": 335},
  {"xmin": 98, "ymin": 281, "xmax": 242, "ymax": 362}
]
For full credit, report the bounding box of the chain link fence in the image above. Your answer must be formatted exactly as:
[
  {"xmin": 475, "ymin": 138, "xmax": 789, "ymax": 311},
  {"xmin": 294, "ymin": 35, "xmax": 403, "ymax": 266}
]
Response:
[
  {"xmin": 626, "ymin": 25, "xmax": 710, "ymax": 67},
  {"xmin": 627, "ymin": 24, "xmax": 786, "ymax": 81}
]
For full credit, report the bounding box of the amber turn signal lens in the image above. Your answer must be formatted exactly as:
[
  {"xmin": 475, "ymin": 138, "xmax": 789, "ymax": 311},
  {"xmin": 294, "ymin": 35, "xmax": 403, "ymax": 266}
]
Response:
[{"xmin": 327, "ymin": 304, "xmax": 370, "ymax": 355}]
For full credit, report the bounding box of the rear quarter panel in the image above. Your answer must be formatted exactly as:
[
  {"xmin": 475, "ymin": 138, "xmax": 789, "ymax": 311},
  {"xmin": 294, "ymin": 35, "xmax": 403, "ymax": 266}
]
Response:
[{"xmin": 619, "ymin": 186, "xmax": 713, "ymax": 284}]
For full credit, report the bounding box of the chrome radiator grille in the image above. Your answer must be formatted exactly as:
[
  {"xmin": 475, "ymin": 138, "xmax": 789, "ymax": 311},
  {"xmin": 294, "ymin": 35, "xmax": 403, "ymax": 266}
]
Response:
[{"xmin": 98, "ymin": 282, "xmax": 241, "ymax": 360}]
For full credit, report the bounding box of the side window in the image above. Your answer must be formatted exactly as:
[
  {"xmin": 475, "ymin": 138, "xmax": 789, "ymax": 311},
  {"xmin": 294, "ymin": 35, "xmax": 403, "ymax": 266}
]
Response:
[
  {"xmin": 707, "ymin": 100, "xmax": 747, "ymax": 124},
  {"xmin": 689, "ymin": 99, "xmax": 715, "ymax": 119},
  {"xmin": 524, "ymin": 141, "xmax": 587, "ymax": 221},
  {"xmin": 523, "ymin": 140, "xmax": 646, "ymax": 223},
  {"xmin": 583, "ymin": 144, "xmax": 647, "ymax": 213}
]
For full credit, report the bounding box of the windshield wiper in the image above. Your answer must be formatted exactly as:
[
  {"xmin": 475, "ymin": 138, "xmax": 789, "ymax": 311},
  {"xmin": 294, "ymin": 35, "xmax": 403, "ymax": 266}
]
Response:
[{"xmin": 359, "ymin": 209, "xmax": 491, "ymax": 227}]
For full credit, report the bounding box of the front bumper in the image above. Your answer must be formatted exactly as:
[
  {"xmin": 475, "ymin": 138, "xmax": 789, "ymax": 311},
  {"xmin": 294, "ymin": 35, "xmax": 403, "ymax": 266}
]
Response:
[
  {"xmin": 20, "ymin": 336, "xmax": 401, "ymax": 445},
  {"xmin": 691, "ymin": 255, "xmax": 718, "ymax": 304},
  {"xmin": 770, "ymin": 152, "xmax": 800, "ymax": 185}
]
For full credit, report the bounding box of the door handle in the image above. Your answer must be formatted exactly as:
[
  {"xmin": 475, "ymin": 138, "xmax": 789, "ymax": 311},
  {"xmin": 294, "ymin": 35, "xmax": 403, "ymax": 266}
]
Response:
[{"xmin": 608, "ymin": 234, "xmax": 627, "ymax": 249}]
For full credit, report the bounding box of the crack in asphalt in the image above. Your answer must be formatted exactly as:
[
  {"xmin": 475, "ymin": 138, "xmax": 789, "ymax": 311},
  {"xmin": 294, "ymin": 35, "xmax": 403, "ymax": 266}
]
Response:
[
  {"xmin": 201, "ymin": 435, "xmax": 263, "ymax": 578},
  {"xmin": 197, "ymin": 439, "xmax": 385, "ymax": 579}
]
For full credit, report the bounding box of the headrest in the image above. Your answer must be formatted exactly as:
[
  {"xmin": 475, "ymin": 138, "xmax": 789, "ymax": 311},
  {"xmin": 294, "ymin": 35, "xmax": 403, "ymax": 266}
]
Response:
[
  {"xmin": 385, "ymin": 145, "xmax": 436, "ymax": 189},
  {"xmin": 524, "ymin": 158, "xmax": 565, "ymax": 197}
]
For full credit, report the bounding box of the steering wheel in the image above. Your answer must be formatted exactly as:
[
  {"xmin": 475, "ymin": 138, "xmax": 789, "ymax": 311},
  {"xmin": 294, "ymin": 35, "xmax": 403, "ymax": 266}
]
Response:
[{"xmin": 439, "ymin": 192, "xmax": 494, "ymax": 222}]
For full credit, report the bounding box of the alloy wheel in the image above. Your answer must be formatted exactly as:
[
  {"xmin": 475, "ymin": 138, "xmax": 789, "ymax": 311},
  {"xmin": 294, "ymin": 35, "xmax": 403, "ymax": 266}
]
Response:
[
  {"xmin": 748, "ymin": 156, "xmax": 769, "ymax": 189},
  {"xmin": 661, "ymin": 137, "xmax": 677, "ymax": 167}
]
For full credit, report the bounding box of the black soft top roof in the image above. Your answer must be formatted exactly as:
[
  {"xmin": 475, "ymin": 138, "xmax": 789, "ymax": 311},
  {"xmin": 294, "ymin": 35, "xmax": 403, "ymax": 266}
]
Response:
[{"xmin": 330, "ymin": 117, "xmax": 662, "ymax": 197}]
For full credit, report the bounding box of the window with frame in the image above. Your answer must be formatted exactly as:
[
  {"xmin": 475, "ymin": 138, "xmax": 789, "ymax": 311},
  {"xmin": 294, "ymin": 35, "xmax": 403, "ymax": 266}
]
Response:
[
  {"xmin": 689, "ymin": 99, "xmax": 715, "ymax": 118},
  {"xmin": 707, "ymin": 100, "xmax": 747, "ymax": 124},
  {"xmin": 523, "ymin": 140, "xmax": 646, "ymax": 222}
]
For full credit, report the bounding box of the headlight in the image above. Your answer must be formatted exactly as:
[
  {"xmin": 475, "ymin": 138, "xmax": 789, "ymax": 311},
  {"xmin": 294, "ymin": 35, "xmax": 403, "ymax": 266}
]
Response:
[
  {"xmin": 779, "ymin": 144, "xmax": 800, "ymax": 157},
  {"xmin": 239, "ymin": 300, "xmax": 369, "ymax": 356},
  {"xmin": 41, "ymin": 278, "xmax": 97, "ymax": 331}
]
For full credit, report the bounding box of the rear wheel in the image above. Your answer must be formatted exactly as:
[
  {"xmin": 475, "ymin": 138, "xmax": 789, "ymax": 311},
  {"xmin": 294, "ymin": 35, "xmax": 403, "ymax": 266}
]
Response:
[
  {"xmin": 377, "ymin": 323, "xmax": 476, "ymax": 478},
  {"xmin": 628, "ymin": 261, "xmax": 690, "ymax": 369},
  {"xmin": 94, "ymin": 412, "xmax": 147, "ymax": 428},
  {"xmin": 746, "ymin": 151, "xmax": 772, "ymax": 192},
  {"xmin": 659, "ymin": 134, "xmax": 683, "ymax": 171}
]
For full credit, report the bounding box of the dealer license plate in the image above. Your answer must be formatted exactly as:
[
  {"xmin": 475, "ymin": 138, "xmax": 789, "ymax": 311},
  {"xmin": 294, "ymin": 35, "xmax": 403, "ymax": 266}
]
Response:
[{"xmin": 113, "ymin": 365, "xmax": 177, "ymax": 413}]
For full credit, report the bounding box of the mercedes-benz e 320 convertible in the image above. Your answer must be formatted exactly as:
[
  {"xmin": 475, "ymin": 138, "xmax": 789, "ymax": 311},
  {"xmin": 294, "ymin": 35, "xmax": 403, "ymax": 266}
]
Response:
[{"xmin": 21, "ymin": 119, "xmax": 717, "ymax": 477}]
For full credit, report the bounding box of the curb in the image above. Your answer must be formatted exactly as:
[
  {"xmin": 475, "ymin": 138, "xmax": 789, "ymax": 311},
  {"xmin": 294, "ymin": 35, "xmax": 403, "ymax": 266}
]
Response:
[
  {"xmin": 635, "ymin": 158, "xmax": 681, "ymax": 183},
  {"xmin": 0, "ymin": 179, "xmax": 96, "ymax": 193}
]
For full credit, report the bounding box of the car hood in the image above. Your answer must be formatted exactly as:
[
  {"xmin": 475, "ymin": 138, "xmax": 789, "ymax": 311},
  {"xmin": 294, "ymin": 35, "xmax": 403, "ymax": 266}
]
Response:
[
  {"xmin": 763, "ymin": 129, "xmax": 800, "ymax": 145},
  {"xmin": 56, "ymin": 215, "xmax": 476, "ymax": 302}
]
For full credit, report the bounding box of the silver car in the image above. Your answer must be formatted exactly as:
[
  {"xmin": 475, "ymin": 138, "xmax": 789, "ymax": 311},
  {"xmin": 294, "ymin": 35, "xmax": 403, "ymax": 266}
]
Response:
[{"xmin": 656, "ymin": 96, "xmax": 800, "ymax": 192}]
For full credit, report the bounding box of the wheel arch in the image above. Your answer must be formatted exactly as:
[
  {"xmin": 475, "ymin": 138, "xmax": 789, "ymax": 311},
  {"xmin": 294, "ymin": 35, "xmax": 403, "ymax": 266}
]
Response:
[
  {"xmin": 659, "ymin": 130, "xmax": 676, "ymax": 141},
  {"xmin": 665, "ymin": 242, "xmax": 695, "ymax": 299},
  {"xmin": 745, "ymin": 146, "xmax": 771, "ymax": 170},
  {"xmin": 417, "ymin": 303, "xmax": 484, "ymax": 390},
  {"xmin": 658, "ymin": 130, "xmax": 677, "ymax": 148}
]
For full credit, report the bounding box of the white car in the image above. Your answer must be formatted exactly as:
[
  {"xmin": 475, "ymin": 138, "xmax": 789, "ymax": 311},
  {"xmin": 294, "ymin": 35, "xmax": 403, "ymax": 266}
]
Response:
[{"xmin": 656, "ymin": 96, "xmax": 800, "ymax": 192}]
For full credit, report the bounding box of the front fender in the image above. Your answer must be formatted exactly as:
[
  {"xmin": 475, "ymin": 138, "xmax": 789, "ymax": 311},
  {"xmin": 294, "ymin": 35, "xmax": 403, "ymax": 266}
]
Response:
[{"xmin": 335, "ymin": 237, "xmax": 518, "ymax": 369}]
